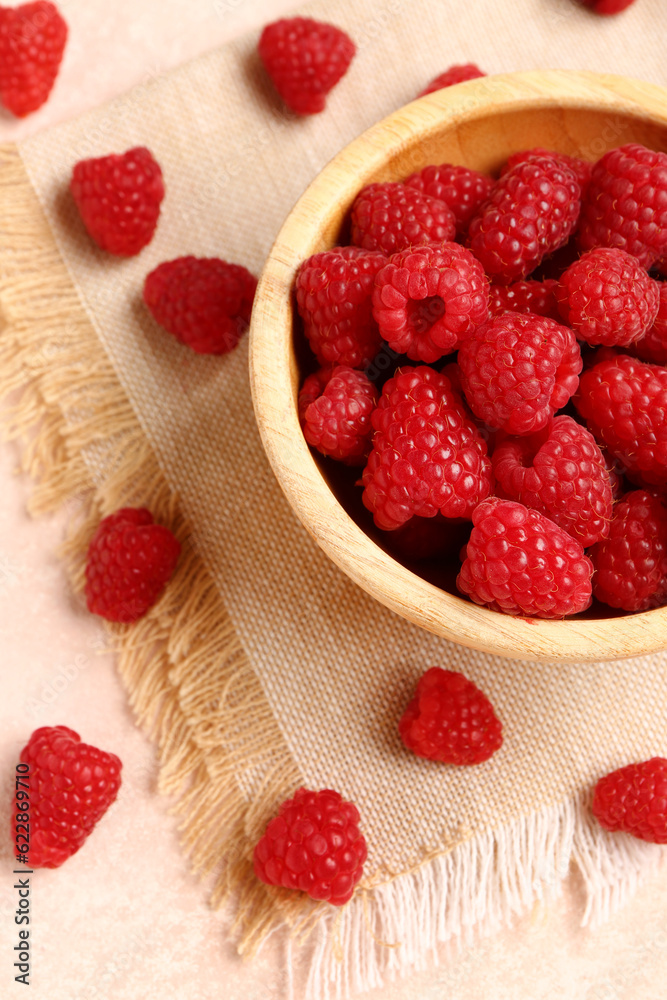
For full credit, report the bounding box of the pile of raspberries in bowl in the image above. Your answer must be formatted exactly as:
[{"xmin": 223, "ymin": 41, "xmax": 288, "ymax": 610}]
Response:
[{"xmin": 250, "ymin": 71, "xmax": 667, "ymax": 660}]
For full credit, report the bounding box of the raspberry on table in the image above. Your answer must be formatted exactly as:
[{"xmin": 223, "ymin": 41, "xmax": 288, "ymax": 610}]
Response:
[
  {"xmin": 0, "ymin": 1, "xmax": 67, "ymax": 117},
  {"xmin": 593, "ymin": 758, "xmax": 667, "ymax": 844},
  {"xmin": 418, "ymin": 63, "xmax": 486, "ymax": 97},
  {"xmin": 574, "ymin": 354, "xmax": 667, "ymax": 490},
  {"xmin": 361, "ymin": 366, "xmax": 493, "ymax": 530},
  {"xmin": 14, "ymin": 726, "xmax": 122, "ymax": 868},
  {"xmin": 371, "ymin": 242, "xmax": 489, "ymax": 363},
  {"xmin": 467, "ymin": 155, "xmax": 581, "ymax": 284},
  {"xmin": 143, "ymin": 257, "xmax": 257, "ymax": 355},
  {"xmin": 631, "ymin": 282, "xmax": 667, "ymax": 365},
  {"xmin": 299, "ymin": 366, "xmax": 378, "ymax": 465},
  {"xmin": 253, "ymin": 787, "xmax": 367, "ymax": 905},
  {"xmin": 457, "ymin": 498, "xmax": 594, "ymax": 618},
  {"xmin": 577, "ymin": 143, "xmax": 667, "ymax": 269},
  {"xmin": 556, "ymin": 247, "xmax": 660, "ymax": 347},
  {"xmin": 492, "ymin": 415, "xmax": 613, "ymax": 547},
  {"xmin": 399, "ymin": 667, "xmax": 503, "ymax": 765},
  {"xmin": 589, "ymin": 490, "xmax": 667, "ymax": 611},
  {"xmin": 85, "ymin": 508, "xmax": 181, "ymax": 623},
  {"xmin": 258, "ymin": 17, "xmax": 355, "ymax": 115},
  {"xmin": 295, "ymin": 246, "xmax": 386, "ymax": 369},
  {"xmin": 489, "ymin": 278, "xmax": 560, "ymax": 320},
  {"xmin": 503, "ymin": 148, "xmax": 592, "ymax": 195},
  {"xmin": 580, "ymin": 0, "xmax": 637, "ymax": 13},
  {"xmin": 457, "ymin": 312, "xmax": 582, "ymax": 436},
  {"xmin": 351, "ymin": 182, "xmax": 456, "ymax": 256},
  {"xmin": 404, "ymin": 163, "xmax": 494, "ymax": 236},
  {"xmin": 70, "ymin": 147, "xmax": 165, "ymax": 257}
]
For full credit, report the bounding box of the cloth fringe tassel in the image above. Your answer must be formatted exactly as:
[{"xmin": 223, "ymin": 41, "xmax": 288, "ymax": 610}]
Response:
[
  {"xmin": 294, "ymin": 796, "xmax": 662, "ymax": 999},
  {"xmin": 0, "ymin": 143, "xmax": 662, "ymax": 999}
]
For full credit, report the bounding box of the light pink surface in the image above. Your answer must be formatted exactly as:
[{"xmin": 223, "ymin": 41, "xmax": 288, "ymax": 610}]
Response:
[{"xmin": 1, "ymin": 1, "xmax": 667, "ymax": 997}]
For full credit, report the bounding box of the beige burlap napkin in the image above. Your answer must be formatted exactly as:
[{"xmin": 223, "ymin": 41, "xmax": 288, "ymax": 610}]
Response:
[{"xmin": 2, "ymin": 0, "xmax": 667, "ymax": 996}]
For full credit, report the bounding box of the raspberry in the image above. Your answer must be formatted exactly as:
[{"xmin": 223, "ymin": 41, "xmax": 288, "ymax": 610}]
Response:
[
  {"xmin": 556, "ymin": 247, "xmax": 660, "ymax": 347},
  {"xmin": 489, "ymin": 278, "xmax": 560, "ymax": 320},
  {"xmin": 70, "ymin": 147, "xmax": 164, "ymax": 257},
  {"xmin": 631, "ymin": 282, "xmax": 667, "ymax": 365},
  {"xmin": 457, "ymin": 313, "xmax": 582, "ymax": 436},
  {"xmin": 0, "ymin": 1, "xmax": 67, "ymax": 117},
  {"xmin": 503, "ymin": 148, "xmax": 592, "ymax": 195},
  {"xmin": 492, "ymin": 416, "xmax": 613, "ymax": 547},
  {"xmin": 253, "ymin": 787, "xmax": 367, "ymax": 905},
  {"xmin": 351, "ymin": 182, "xmax": 456, "ymax": 256},
  {"xmin": 574, "ymin": 354, "xmax": 667, "ymax": 489},
  {"xmin": 361, "ymin": 366, "xmax": 493, "ymax": 530},
  {"xmin": 85, "ymin": 508, "xmax": 181, "ymax": 623},
  {"xmin": 589, "ymin": 491, "xmax": 667, "ymax": 611},
  {"xmin": 295, "ymin": 246, "xmax": 385, "ymax": 369},
  {"xmin": 143, "ymin": 257, "xmax": 257, "ymax": 355},
  {"xmin": 467, "ymin": 155, "xmax": 581, "ymax": 283},
  {"xmin": 399, "ymin": 667, "xmax": 503, "ymax": 765},
  {"xmin": 457, "ymin": 498, "xmax": 593, "ymax": 618},
  {"xmin": 404, "ymin": 163, "xmax": 494, "ymax": 235},
  {"xmin": 258, "ymin": 17, "xmax": 355, "ymax": 115},
  {"xmin": 418, "ymin": 63, "xmax": 486, "ymax": 97},
  {"xmin": 299, "ymin": 366, "xmax": 378, "ymax": 465},
  {"xmin": 593, "ymin": 758, "xmax": 667, "ymax": 844},
  {"xmin": 371, "ymin": 242, "xmax": 489, "ymax": 363},
  {"xmin": 580, "ymin": 0, "xmax": 637, "ymax": 13},
  {"xmin": 577, "ymin": 143, "xmax": 667, "ymax": 269},
  {"xmin": 14, "ymin": 726, "xmax": 122, "ymax": 867}
]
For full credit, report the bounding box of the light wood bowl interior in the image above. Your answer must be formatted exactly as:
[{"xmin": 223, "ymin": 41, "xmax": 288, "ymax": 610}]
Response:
[{"xmin": 249, "ymin": 70, "xmax": 667, "ymax": 662}]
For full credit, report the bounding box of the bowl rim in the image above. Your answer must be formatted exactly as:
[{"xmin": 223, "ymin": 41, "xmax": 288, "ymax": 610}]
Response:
[{"xmin": 249, "ymin": 69, "xmax": 667, "ymax": 662}]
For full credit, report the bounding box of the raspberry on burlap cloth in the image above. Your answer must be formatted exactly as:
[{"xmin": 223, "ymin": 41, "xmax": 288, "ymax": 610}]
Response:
[{"xmin": 1, "ymin": 1, "xmax": 667, "ymax": 997}]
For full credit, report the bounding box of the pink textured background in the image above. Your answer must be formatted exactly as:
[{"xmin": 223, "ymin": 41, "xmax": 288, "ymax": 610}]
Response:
[{"xmin": 1, "ymin": 2, "xmax": 667, "ymax": 997}]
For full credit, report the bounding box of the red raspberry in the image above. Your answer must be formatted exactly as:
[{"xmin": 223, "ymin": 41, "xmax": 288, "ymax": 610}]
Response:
[
  {"xmin": 457, "ymin": 498, "xmax": 593, "ymax": 618},
  {"xmin": 457, "ymin": 313, "xmax": 582, "ymax": 436},
  {"xmin": 589, "ymin": 490, "xmax": 667, "ymax": 611},
  {"xmin": 631, "ymin": 282, "xmax": 667, "ymax": 365},
  {"xmin": 418, "ymin": 63, "xmax": 486, "ymax": 97},
  {"xmin": 362, "ymin": 366, "xmax": 493, "ymax": 530},
  {"xmin": 143, "ymin": 257, "xmax": 257, "ymax": 355},
  {"xmin": 489, "ymin": 278, "xmax": 560, "ymax": 320},
  {"xmin": 253, "ymin": 787, "xmax": 367, "ymax": 905},
  {"xmin": 557, "ymin": 247, "xmax": 660, "ymax": 347},
  {"xmin": 298, "ymin": 366, "xmax": 378, "ymax": 465},
  {"xmin": 258, "ymin": 17, "xmax": 355, "ymax": 115},
  {"xmin": 577, "ymin": 143, "xmax": 667, "ymax": 269},
  {"xmin": 580, "ymin": 0, "xmax": 637, "ymax": 13},
  {"xmin": 70, "ymin": 147, "xmax": 164, "ymax": 257},
  {"xmin": 295, "ymin": 246, "xmax": 385, "ymax": 369},
  {"xmin": 399, "ymin": 667, "xmax": 503, "ymax": 765},
  {"xmin": 492, "ymin": 416, "xmax": 613, "ymax": 547},
  {"xmin": 593, "ymin": 758, "xmax": 667, "ymax": 845},
  {"xmin": 14, "ymin": 726, "xmax": 122, "ymax": 868},
  {"xmin": 503, "ymin": 148, "xmax": 592, "ymax": 196},
  {"xmin": 371, "ymin": 242, "xmax": 489, "ymax": 363},
  {"xmin": 85, "ymin": 508, "xmax": 181, "ymax": 623},
  {"xmin": 0, "ymin": 1, "xmax": 67, "ymax": 117},
  {"xmin": 467, "ymin": 156, "xmax": 581, "ymax": 283},
  {"xmin": 574, "ymin": 354, "xmax": 667, "ymax": 489},
  {"xmin": 404, "ymin": 163, "xmax": 494, "ymax": 236},
  {"xmin": 351, "ymin": 182, "xmax": 456, "ymax": 256}
]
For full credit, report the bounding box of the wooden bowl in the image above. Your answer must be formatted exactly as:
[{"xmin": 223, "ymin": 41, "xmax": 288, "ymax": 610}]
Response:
[{"xmin": 249, "ymin": 70, "xmax": 667, "ymax": 662}]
